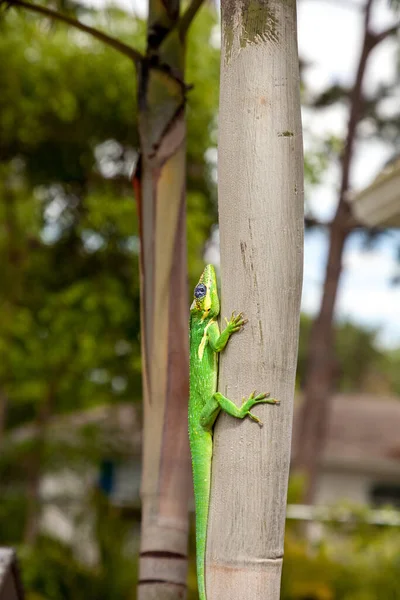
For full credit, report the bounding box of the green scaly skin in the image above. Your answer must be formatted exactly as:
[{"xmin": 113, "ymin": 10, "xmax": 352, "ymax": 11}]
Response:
[{"xmin": 189, "ymin": 264, "xmax": 279, "ymax": 600}]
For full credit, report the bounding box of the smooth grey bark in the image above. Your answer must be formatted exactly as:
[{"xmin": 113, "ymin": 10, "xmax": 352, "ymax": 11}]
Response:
[{"xmin": 206, "ymin": 1, "xmax": 304, "ymax": 598}]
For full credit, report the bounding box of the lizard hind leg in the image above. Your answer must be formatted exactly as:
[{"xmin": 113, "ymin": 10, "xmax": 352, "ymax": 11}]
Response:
[
  {"xmin": 212, "ymin": 391, "xmax": 279, "ymax": 426},
  {"xmin": 199, "ymin": 396, "xmax": 221, "ymax": 431}
]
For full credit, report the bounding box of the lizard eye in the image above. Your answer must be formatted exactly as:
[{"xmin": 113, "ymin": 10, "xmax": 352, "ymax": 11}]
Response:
[{"xmin": 194, "ymin": 283, "xmax": 207, "ymax": 299}]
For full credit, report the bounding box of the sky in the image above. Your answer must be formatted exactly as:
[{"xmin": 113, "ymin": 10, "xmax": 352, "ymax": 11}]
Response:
[
  {"xmin": 84, "ymin": 0, "xmax": 400, "ymax": 348},
  {"xmin": 298, "ymin": 0, "xmax": 400, "ymax": 348}
]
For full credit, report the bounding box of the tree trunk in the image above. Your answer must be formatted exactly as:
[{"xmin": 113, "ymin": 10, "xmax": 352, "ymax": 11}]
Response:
[
  {"xmin": 295, "ymin": 209, "xmax": 348, "ymax": 503},
  {"xmin": 295, "ymin": 0, "xmax": 384, "ymax": 503},
  {"xmin": 207, "ymin": 1, "xmax": 303, "ymax": 598},
  {"xmin": 0, "ymin": 390, "xmax": 8, "ymax": 446},
  {"xmin": 24, "ymin": 384, "xmax": 54, "ymax": 545},
  {"xmin": 135, "ymin": 2, "xmax": 192, "ymax": 598},
  {"xmin": 0, "ymin": 186, "xmax": 20, "ymax": 447}
]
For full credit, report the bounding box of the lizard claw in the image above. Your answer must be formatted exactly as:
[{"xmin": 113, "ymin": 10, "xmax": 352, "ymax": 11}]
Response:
[
  {"xmin": 247, "ymin": 412, "xmax": 263, "ymax": 426},
  {"xmin": 249, "ymin": 390, "xmax": 267, "ymax": 401},
  {"xmin": 225, "ymin": 311, "xmax": 247, "ymax": 332}
]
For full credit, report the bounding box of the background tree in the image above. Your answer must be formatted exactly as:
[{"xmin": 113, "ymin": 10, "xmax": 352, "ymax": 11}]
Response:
[
  {"xmin": 2, "ymin": 1, "xmax": 400, "ymax": 599},
  {"xmin": 296, "ymin": 0, "xmax": 400, "ymax": 502},
  {"xmin": 0, "ymin": 6, "xmax": 219, "ymax": 597},
  {"xmin": 297, "ymin": 314, "xmax": 386, "ymax": 393}
]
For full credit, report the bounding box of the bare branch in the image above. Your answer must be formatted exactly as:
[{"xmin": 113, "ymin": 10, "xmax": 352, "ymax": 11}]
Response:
[
  {"xmin": 371, "ymin": 21, "xmax": 400, "ymax": 47},
  {"xmin": 178, "ymin": 0, "xmax": 204, "ymax": 36},
  {"xmin": 305, "ymin": 216, "xmax": 328, "ymax": 229},
  {"xmin": 3, "ymin": 0, "xmax": 145, "ymax": 64},
  {"xmin": 4, "ymin": 0, "xmax": 191, "ymax": 91},
  {"xmin": 343, "ymin": 210, "xmax": 366, "ymax": 231},
  {"xmin": 364, "ymin": 0, "xmax": 375, "ymax": 26},
  {"xmin": 150, "ymin": 0, "xmax": 204, "ymax": 49}
]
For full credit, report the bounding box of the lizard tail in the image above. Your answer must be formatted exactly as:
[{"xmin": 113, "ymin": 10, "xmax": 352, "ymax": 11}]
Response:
[
  {"xmin": 192, "ymin": 439, "xmax": 212, "ymax": 600},
  {"xmin": 195, "ymin": 500, "xmax": 208, "ymax": 600}
]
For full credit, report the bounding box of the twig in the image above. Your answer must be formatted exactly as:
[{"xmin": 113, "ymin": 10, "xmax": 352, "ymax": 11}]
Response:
[
  {"xmin": 3, "ymin": 0, "xmax": 145, "ymax": 64},
  {"xmin": 178, "ymin": 0, "xmax": 204, "ymax": 36},
  {"xmin": 152, "ymin": 0, "xmax": 205, "ymax": 49},
  {"xmin": 371, "ymin": 21, "xmax": 400, "ymax": 47}
]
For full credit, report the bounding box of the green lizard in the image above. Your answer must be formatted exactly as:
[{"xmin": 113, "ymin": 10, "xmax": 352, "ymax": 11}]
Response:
[{"xmin": 189, "ymin": 264, "xmax": 279, "ymax": 600}]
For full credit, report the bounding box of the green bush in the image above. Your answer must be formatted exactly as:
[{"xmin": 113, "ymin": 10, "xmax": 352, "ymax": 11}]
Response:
[{"xmin": 282, "ymin": 505, "xmax": 400, "ymax": 600}]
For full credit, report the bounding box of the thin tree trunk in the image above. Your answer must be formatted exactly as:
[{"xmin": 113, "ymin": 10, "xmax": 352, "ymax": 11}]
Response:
[
  {"xmin": 0, "ymin": 390, "xmax": 8, "ymax": 446},
  {"xmin": 24, "ymin": 471, "xmax": 42, "ymax": 545},
  {"xmin": 24, "ymin": 384, "xmax": 54, "ymax": 545},
  {"xmin": 1, "ymin": 187, "xmax": 21, "ymax": 447},
  {"xmin": 295, "ymin": 0, "xmax": 388, "ymax": 503},
  {"xmin": 207, "ymin": 1, "xmax": 303, "ymax": 598},
  {"xmin": 135, "ymin": 2, "xmax": 192, "ymax": 598}
]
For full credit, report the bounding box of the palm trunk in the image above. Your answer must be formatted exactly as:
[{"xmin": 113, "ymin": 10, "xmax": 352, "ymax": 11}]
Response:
[
  {"xmin": 135, "ymin": 2, "xmax": 192, "ymax": 598},
  {"xmin": 207, "ymin": 1, "xmax": 303, "ymax": 598}
]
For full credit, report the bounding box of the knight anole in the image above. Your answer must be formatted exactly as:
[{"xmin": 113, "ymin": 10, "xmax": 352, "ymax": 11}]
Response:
[{"xmin": 188, "ymin": 264, "xmax": 279, "ymax": 600}]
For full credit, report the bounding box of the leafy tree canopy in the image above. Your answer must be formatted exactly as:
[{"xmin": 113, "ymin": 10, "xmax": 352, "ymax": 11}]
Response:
[{"xmin": 0, "ymin": 5, "xmax": 220, "ymax": 431}]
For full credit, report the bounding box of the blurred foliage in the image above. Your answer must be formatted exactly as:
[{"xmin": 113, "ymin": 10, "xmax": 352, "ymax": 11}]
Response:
[
  {"xmin": 297, "ymin": 313, "xmax": 400, "ymax": 394},
  {"xmin": 0, "ymin": 4, "xmax": 219, "ymax": 430},
  {"xmin": 186, "ymin": 496, "xmax": 400, "ymax": 600},
  {"xmin": 1, "ymin": 2, "xmax": 400, "ymax": 599},
  {"xmin": 15, "ymin": 499, "xmax": 400, "ymax": 600},
  {"xmin": 281, "ymin": 500, "xmax": 400, "ymax": 600},
  {"xmin": 0, "ymin": 0, "xmax": 219, "ymax": 574},
  {"xmin": 20, "ymin": 492, "xmax": 139, "ymax": 600},
  {"xmin": 278, "ymin": 477, "xmax": 400, "ymax": 600},
  {"xmin": 383, "ymin": 347, "xmax": 400, "ymax": 394}
]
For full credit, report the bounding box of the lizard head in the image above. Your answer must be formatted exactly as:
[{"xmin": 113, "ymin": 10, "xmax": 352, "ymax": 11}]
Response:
[{"xmin": 190, "ymin": 264, "xmax": 220, "ymax": 319}]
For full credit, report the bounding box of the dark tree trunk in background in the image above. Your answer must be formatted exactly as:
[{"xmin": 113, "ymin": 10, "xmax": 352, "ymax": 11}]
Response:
[
  {"xmin": 24, "ymin": 384, "xmax": 54, "ymax": 545},
  {"xmin": 135, "ymin": 1, "xmax": 199, "ymax": 598}
]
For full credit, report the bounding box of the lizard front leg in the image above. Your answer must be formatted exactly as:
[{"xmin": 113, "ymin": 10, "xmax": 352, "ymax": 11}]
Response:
[{"xmin": 207, "ymin": 312, "xmax": 246, "ymax": 353}]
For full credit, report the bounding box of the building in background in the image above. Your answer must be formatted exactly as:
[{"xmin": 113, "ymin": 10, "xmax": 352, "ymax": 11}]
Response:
[
  {"xmin": 292, "ymin": 395, "xmax": 400, "ymax": 508},
  {"xmin": 349, "ymin": 154, "xmax": 400, "ymax": 228}
]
